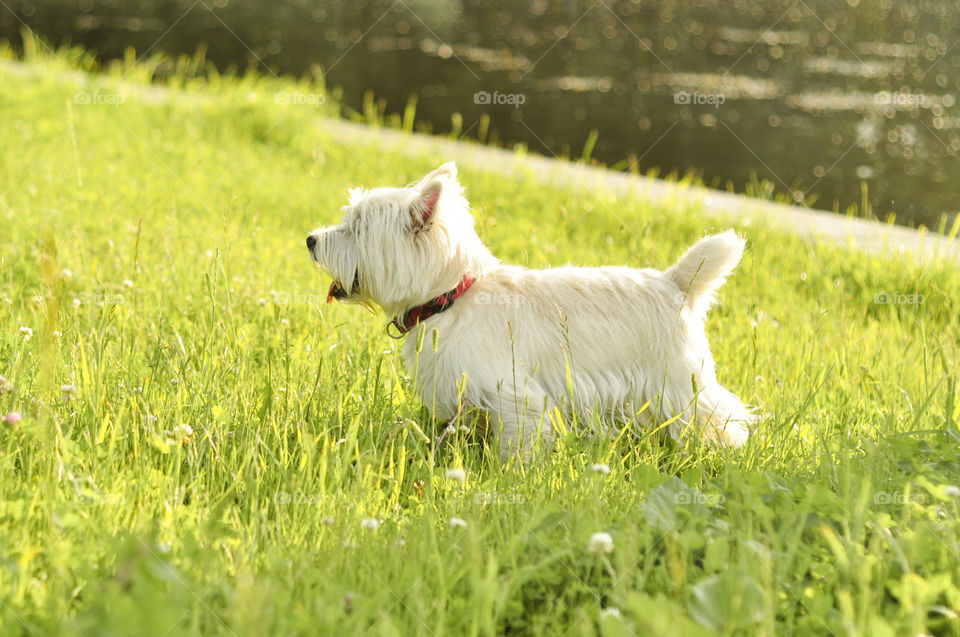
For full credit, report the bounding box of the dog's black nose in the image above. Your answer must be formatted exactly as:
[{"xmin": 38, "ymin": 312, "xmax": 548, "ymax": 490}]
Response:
[{"xmin": 306, "ymin": 235, "xmax": 317, "ymax": 249}]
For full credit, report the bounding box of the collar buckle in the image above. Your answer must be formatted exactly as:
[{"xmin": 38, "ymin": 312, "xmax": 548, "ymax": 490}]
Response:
[{"xmin": 386, "ymin": 317, "xmax": 407, "ymax": 339}]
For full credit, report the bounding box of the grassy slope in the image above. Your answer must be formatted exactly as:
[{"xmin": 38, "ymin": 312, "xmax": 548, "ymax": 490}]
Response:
[{"xmin": 1, "ymin": 49, "xmax": 959, "ymax": 636}]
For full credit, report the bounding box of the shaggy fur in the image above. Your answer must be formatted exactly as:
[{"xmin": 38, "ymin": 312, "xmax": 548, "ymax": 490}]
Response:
[{"xmin": 308, "ymin": 162, "xmax": 755, "ymax": 458}]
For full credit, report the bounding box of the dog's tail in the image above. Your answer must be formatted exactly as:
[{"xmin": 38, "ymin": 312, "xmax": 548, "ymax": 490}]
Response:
[{"xmin": 665, "ymin": 231, "xmax": 745, "ymax": 315}]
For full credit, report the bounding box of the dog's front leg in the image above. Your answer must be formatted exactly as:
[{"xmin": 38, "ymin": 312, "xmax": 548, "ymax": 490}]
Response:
[{"xmin": 491, "ymin": 382, "xmax": 557, "ymax": 461}]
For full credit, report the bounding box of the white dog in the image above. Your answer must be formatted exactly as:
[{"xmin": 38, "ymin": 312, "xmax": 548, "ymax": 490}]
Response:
[{"xmin": 307, "ymin": 162, "xmax": 754, "ymax": 458}]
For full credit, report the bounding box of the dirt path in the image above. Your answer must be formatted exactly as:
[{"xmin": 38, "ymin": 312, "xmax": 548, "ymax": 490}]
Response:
[{"xmin": 326, "ymin": 119, "xmax": 959, "ymax": 264}]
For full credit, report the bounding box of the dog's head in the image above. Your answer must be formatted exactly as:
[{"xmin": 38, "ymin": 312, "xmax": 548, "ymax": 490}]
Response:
[{"xmin": 307, "ymin": 162, "xmax": 495, "ymax": 318}]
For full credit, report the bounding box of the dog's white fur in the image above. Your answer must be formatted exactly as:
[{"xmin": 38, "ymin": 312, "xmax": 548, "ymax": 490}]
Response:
[{"xmin": 308, "ymin": 162, "xmax": 754, "ymax": 458}]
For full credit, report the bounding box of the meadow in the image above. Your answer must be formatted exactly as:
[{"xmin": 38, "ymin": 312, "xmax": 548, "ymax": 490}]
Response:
[{"xmin": 1, "ymin": 40, "xmax": 960, "ymax": 636}]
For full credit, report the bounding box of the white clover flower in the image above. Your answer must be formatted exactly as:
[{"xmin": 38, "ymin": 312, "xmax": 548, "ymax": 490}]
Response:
[
  {"xmin": 0, "ymin": 376, "xmax": 13, "ymax": 395},
  {"xmin": 320, "ymin": 516, "xmax": 335, "ymax": 527},
  {"xmin": 19, "ymin": 326, "xmax": 33, "ymax": 340},
  {"xmin": 599, "ymin": 607, "xmax": 621, "ymax": 620},
  {"xmin": 444, "ymin": 424, "xmax": 457, "ymax": 435},
  {"xmin": 61, "ymin": 269, "xmax": 73, "ymax": 280},
  {"xmin": 173, "ymin": 423, "xmax": 194, "ymax": 443},
  {"xmin": 588, "ymin": 532, "xmax": 614, "ymax": 555},
  {"xmin": 450, "ymin": 516, "xmax": 468, "ymax": 529},
  {"xmin": 945, "ymin": 486, "xmax": 960, "ymax": 498},
  {"xmin": 591, "ymin": 463, "xmax": 611, "ymax": 475},
  {"xmin": 122, "ymin": 279, "xmax": 134, "ymax": 288},
  {"xmin": 445, "ymin": 468, "xmax": 466, "ymax": 482},
  {"xmin": 361, "ymin": 517, "xmax": 380, "ymax": 530},
  {"xmin": 61, "ymin": 384, "xmax": 77, "ymax": 400},
  {"xmin": 72, "ymin": 297, "xmax": 82, "ymax": 308}
]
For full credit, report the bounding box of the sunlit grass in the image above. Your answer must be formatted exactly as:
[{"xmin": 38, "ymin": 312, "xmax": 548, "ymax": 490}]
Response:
[{"xmin": 1, "ymin": 38, "xmax": 959, "ymax": 636}]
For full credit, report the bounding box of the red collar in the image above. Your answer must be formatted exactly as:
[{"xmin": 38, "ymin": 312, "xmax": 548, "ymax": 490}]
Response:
[{"xmin": 388, "ymin": 274, "xmax": 476, "ymax": 338}]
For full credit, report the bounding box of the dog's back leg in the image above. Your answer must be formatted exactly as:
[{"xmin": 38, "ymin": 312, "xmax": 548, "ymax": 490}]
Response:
[{"xmin": 695, "ymin": 384, "xmax": 754, "ymax": 446}]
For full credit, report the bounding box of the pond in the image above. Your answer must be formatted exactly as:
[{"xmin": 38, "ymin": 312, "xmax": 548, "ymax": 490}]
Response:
[{"xmin": 3, "ymin": 0, "xmax": 959, "ymax": 228}]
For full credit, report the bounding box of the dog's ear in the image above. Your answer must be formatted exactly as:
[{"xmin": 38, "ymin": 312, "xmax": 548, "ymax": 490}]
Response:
[
  {"xmin": 411, "ymin": 179, "xmax": 442, "ymax": 231},
  {"xmin": 420, "ymin": 161, "xmax": 457, "ymax": 184}
]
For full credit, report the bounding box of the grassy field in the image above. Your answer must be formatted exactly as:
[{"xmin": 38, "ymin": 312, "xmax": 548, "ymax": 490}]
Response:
[{"xmin": 2, "ymin": 41, "xmax": 960, "ymax": 636}]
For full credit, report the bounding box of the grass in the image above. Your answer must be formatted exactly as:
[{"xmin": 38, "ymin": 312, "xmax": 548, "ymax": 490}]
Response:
[{"xmin": 1, "ymin": 38, "xmax": 960, "ymax": 636}]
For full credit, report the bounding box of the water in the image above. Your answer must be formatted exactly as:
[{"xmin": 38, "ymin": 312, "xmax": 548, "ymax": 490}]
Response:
[{"xmin": 3, "ymin": 0, "xmax": 959, "ymax": 228}]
